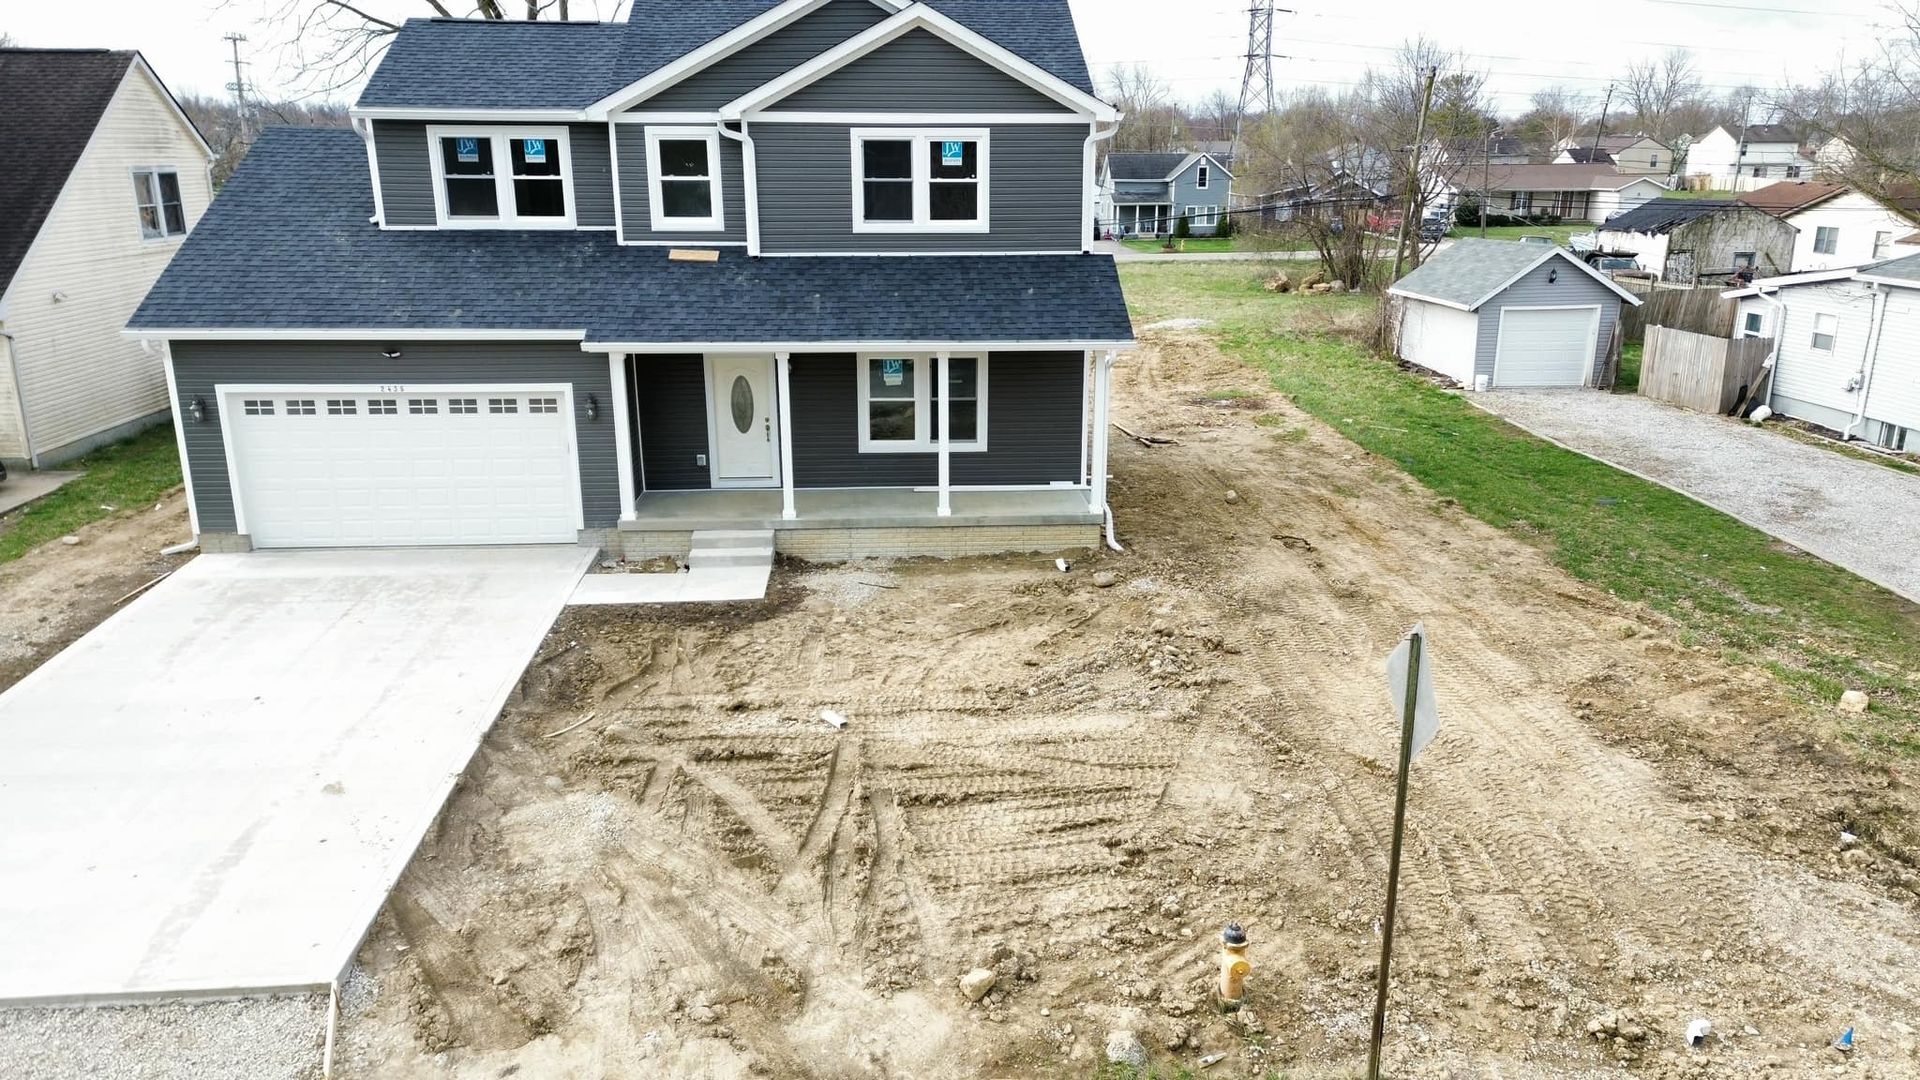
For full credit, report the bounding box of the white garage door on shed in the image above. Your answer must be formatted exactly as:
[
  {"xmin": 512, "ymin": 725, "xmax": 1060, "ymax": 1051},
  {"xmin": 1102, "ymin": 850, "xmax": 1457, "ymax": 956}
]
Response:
[
  {"xmin": 221, "ymin": 386, "xmax": 583, "ymax": 548},
  {"xmin": 1494, "ymin": 306, "xmax": 1601, "ymax": 388}
]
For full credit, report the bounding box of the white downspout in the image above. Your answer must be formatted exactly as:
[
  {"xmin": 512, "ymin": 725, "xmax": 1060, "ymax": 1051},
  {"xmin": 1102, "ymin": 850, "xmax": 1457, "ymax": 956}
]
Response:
[
  {"xmin": 0, "ymin": 330, "xmax": 35, "ymax": 467},
  {"xmin": 1091, "ymin": 350, "xmax": 1120, "ymax": 550},
  {"xmin": 1844, "ymin": 282, "xmax": 1887, "ymax": 441},
  {"xmin": 1754, "ymin": 286, "xmax": 1786, "ymax": 415},
  {"xmin": 608, "ymin": 352, "xmax": 638, "ymax": 521},
  {"xmin": 776, "ymin": 351, "xmax": 796, "ymax": 520},
  {"xmin": 355, "ymin": 117, "xmax": 386, "ymax": 227},
  {"xmin": 1083, "ymin": 119, "xmax": 1121, "ymax": 249},
  {"xmin": 936, "ymin": 351, "xmax": 952, "ymax": 517},
  {"xmin": 719, "ymin": 123, "xmax": 760, "ymax": 257}
]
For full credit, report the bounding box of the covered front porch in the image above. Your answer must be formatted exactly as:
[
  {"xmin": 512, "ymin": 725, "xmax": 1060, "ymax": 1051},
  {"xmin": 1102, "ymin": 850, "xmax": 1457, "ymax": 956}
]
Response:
[{"xmin": 625, "ymin": 486, "xmax": 1103, "ymax": 531}]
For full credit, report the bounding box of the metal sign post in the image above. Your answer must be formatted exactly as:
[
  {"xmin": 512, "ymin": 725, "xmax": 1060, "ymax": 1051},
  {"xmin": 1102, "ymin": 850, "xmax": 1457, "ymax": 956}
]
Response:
[{"xmin": 1368, "ymin": 623, "xmax": 1437, "ymax": 1080}]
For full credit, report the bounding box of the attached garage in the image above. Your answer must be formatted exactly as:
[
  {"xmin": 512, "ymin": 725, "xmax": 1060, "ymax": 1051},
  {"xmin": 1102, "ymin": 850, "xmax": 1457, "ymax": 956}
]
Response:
[{"xmin": 1390, "ymin": 239, "xmax": 1641, "ymax": 390}]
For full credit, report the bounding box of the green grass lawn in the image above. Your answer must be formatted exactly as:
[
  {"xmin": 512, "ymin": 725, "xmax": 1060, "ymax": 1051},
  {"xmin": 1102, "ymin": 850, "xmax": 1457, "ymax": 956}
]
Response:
[
  {"xmin": 1121, "ymin": 236, "xmax": 1248, "ymax": 254},
  {"xmin": 1122, "ymin": 263, "xmax": 1920, "ymax": 756},
  {"xmin": 0, "ymin": 426, "xmax": 183, "ymax": 564},
  {"xmin": 1445, "ymin": 223, "xmax": 1589, "ymax": 246},
  {"xmin": 1615, "ymin": 342, "xmax": 1643, "ymax": 393}
]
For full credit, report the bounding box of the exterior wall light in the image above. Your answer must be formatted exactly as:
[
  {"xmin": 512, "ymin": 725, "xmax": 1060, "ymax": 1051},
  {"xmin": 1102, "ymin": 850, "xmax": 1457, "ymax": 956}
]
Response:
[
  {"xmin": 1548, "ymin": 267, "xmax": 1559, "ymax": 284},
  {"xmin": 586, "ymin": 394, "xmax": 600, "ymax": 421},
  {"xmin": 189, "ymin": 396, "xmax": 206, "ymax": 423},
  {"xmin": 381, "ymin": 345, "xmax": 403, "ymax": 359}
]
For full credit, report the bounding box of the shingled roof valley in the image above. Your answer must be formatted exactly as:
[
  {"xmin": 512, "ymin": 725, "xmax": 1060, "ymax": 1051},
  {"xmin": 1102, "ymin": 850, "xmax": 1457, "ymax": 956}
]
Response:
[
  {"xmin": 129, "ymin": 127, "xmax": 1132, "ymax": 345},
  {"xmin": 0, "ymin": 48, "xmax": 136, "ymax": 294}
]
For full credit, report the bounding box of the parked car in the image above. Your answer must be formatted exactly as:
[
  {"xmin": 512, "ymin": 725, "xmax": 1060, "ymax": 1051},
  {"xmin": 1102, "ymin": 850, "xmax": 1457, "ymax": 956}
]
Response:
[
  {"xmin": 1519, "ymin": 235, "xmax": 1557, "ymax": 246},
  {"xmin": 1589, "ymin": 256, "xmax": 1640, "ymax": 273},
  {"xmin": 1418, "ymin": 218, "xmax": 1449, "ymax": 242}
]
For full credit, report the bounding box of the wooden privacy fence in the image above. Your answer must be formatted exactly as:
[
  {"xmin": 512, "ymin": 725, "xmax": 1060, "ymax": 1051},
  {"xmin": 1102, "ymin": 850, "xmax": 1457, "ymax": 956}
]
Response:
[
  {"xmin": 1640, "ymin": 326, "xmax": 1773, "ymax": 414},
  {"xmin": 1617, "ymin": 282, "xmax": 1739, "ymax": 344}
]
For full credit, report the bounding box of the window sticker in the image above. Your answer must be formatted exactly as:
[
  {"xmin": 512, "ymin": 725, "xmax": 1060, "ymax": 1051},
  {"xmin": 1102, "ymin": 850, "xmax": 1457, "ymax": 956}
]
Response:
[
  {"xmin": 457, "ymin": 137, "xmax": 480, "ymax": 163},
  {"xmin": 882, "ymin": 358, "xmax": 906, "ymax": 387},
  {"xmin": 523, "ymin": 138, "xmax": 547, "ymax": 165},
  {"xmin": 942, "ymin": 140, "xmax": 965, "ymax": 167}
]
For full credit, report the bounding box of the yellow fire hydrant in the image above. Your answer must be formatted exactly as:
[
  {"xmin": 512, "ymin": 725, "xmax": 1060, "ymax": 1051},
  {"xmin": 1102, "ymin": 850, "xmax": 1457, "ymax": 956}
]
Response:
[{"xmin": 1218, "ymin": 923, "xmax": 1251, "ymax": 1010}]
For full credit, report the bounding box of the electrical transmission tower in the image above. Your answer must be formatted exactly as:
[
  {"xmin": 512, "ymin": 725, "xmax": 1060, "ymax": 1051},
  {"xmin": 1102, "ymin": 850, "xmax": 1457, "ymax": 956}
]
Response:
[{"xmin": 1232, "ymin": 2, "xmax": 1288, "ymax": 169}]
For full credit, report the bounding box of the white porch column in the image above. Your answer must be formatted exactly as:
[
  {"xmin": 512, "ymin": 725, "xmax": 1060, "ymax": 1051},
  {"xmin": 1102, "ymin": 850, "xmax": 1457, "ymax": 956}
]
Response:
[
  {"xmin": 607, "ymin": 352, "xmax": 638, "ymax": 522},
  {"xmin": 1080, "ymin": 350, "xmax": 1093, "ymax": 486},
  {"xmin": 936, "ymin": 351, "xmax": 952, "ymax": 517},
  {"xmin": 776, "ymin": 351, "xmax": 797, "ymax": 520},
  {"xmin": 1090, "ymin": 350, "xmax": 1116, "ymax": 514}
]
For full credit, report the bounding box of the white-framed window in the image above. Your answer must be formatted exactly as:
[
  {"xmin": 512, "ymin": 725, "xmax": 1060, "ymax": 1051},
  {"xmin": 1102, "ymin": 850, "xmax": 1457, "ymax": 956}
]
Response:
[
  {"xmin": 854, "ymin": 355, "xmax": 988, "ymax": 453},
  {"xmin": 1814, "ymin": 226, "xmax": 1839, "ymax": 255},
  {"xmin": 131, "ymin": 168, "xmax": 186, "ymax": 240},
  {"xmin": 529, "ymin": 397, "xmax": 559, "ymax": 414},
  {"xmin": 1812, "ymin": 312, "xmax": 1837, "ymax": 351},
  {"xmin": 1186, "ymin": 205, "xmax": 1220, "ymax": 227},
  {"xmin": 644, "ymin": 127, "xmax": 724, "ymax": 232},
  {"xmin": 427, "ymin": 126, "xmax": 573, "ymax": 229},
  {"xmin": 1742, "ymin": 311, "xmax": 1764, "ymax": 337},
  {"xmin": 851, "ymin": 129, "xmax": 989, "ymax": 233},
  {"xmin": 285, "ymin": 399, "xmax": 317, "ymax": 416},
  {"xmin": 1650, "ymin": 153, "xmax": 1661, "ymax": 169},
  {"xmin": 408, "ymin": 398, "xmax": 439, "ymax": 414},
  {"xmin": 488, "ymin": 397, "xmax": 519, "ymax": 414},
  {"xmin": 1197, "ymin": 163, "xmax": 1211, "ymax": 190},
  {"xmin": 1874, "ymin": 231, "xmax": 1893, "ymax": 260},
  {"xmin": 1510, "ymin": 191, "xmax": 1533, "ymax": 212},
  {"xmin": 368, "ymin": 399, "xmax": 398, "ymax": 415},
  {"xmin": 326, "ymin": 399, "xmax": 357, "ymax": 416},
  {"xmin": 1752, "ymin": 165, "xmax": 1769, "ymax": 178},
  {"xmin": 1786, "ymin": 165, "xmax": 1803, "ymax": 179},
  {"xmin": 1733, "ymin": 251, "xmax": 1757, "ymax": 269},
  {"xmin": 449, "ymin": 398, "xmax": 479, "ymax": 414}
]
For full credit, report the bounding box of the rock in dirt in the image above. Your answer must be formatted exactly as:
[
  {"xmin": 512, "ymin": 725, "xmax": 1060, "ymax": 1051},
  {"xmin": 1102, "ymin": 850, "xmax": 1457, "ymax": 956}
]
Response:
[
  {"xmin": 1092, "ymin": 571, "xmax": 1119, "ymax": 589},
  {"xmin": 1839, "ymin": 689, "xmax": 1870, "ymax": 713},
  {"xmin": 1262, "ymin": 272, "xmax": 1292, "ymax": 293},
  {"xmin": 61, "ymin": 535, "xmax": 80, "ymax": 546},
  {"xmin": 1224, "ymin": 490, "xmax": 1240, "ymax": 504},
  {"xmin": 1104, "ymin": 1029, "xmax": 1146, "ymax": 1068},
  {"xmin": 959, "ymin": 968, "xmax": 998, "ymax": 1002}
]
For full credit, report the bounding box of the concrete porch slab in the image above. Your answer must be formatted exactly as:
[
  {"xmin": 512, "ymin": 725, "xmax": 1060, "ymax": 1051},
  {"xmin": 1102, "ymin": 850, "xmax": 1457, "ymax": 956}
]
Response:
[
  {"xmin": 624, "ymin": 487, "xmax": 1102, "ymax": 532},
  {"xmin": 0, "ymin": 470, "xmax": 82, "ymax": 518},
  {"xmin": 0, "ymin": 545, "xmax": 593, "ymax": 1003}
]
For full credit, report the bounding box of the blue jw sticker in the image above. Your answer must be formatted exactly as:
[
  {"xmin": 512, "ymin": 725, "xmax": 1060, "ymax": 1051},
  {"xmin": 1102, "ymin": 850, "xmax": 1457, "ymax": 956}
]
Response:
[
  {"xmin": 456, "ymin": 137, "xmax": 480, "ymax": 163},
  {"xmin": 522, "ymin": 138, "xmax": 547, "ymax": 165},
  {"xmin": 882, "ymin": 358, "xmax": 905, "ymax": 387},
  {"xmin": 942, "ymin": 141, "xmax": 965, "ymax": 167}
]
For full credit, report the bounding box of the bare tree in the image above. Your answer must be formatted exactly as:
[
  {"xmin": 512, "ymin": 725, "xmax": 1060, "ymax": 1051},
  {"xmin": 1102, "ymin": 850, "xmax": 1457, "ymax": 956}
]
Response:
[
  {"xmin": 0, "ymin": 32, "xmax": 15, "ymax": 48},
  {"xmin": 180, "ymin": 92, "xmax": 351, "ymax": 184},
  {"xmin": 1197, "ymin": 87, "xmax": 1241, "ymax": 142},
  {"xmin": 247, "ymin": 0, "xmax": 584, "ymax": 98},
  {"xmin": 1104, "ymin": 64, "xmax": 1187, "ymax": 152},
  {"xmin": 1777, "ymin": 4, "xmax": 1920, "ymax": 208},
  {"xmin": 1623, "ymin": 48, "xmax": 1702, "ymax": 143},
  {"xmin": 1512, "ymin": 86, "xmax": 1590, "ymax": 152}
]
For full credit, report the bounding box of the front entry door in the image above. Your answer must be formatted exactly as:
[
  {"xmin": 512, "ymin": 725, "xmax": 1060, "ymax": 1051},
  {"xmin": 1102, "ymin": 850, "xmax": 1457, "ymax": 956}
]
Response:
[{"xmin": 710, "ymin": 355, "xmax": 779, "ymax": 486}]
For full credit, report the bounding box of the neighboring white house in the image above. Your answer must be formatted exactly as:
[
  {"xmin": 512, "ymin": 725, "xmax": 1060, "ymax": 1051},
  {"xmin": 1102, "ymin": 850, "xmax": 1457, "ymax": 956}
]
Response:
[
  {"xmin": 1726, "ymin": 256, "xmax": 1920, "ymax": 452},
  {"xmin": 0, "ymin": 48, "xmax": 213, "ymax": 467},
  {"xmin": 1740, "ymin": 180, "xmax": 1920, "ymax": 272},
  {"xmin": 1553, "ymin": 134, "xmax": 1673, "ymax": 175},
  {"xmin": 1685, "ymin": 125, "xmax": 1814, "ymax": 191}
]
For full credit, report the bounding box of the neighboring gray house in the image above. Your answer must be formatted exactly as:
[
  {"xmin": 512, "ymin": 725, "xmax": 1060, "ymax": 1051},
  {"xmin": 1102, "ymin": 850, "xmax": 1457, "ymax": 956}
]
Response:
[
  {"xmin": 1097, "ymin": 151, "xmax": 1233, "ymax": 237},
  {"xmin": 1388, "ymin": 239, "xmax": 1643, "ymax": 389},
  {"xmin": 127, "ymin": 0, "xmax": 1135, "ymax": 560}
]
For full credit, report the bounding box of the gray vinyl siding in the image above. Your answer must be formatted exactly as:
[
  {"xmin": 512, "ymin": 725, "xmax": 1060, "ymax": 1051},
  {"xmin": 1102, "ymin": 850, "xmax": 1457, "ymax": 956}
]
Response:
[
  {"xmin": 614, "ymin": 124, "xmax": 749, "ymax": 244},
  {"xmin": 637, "ymin": 0, "xmax": 889, "ymax": 111},
  {"xmin": 371, "ymin": 121, "xmax": 613, "ymax": 228},
  {"xmin": 635, "ymin": 354, "xmax": 712, "ymax": 491},
  {"xmin": 570, "ymin": 122, "xmax": 616, "ymax": 227},
  {"xmin": 373, "ymin": 121, "xmax": 434, "ymax": 226},
  {"xmin": 1170, "ymin": 158, "xmax": 1228, "ymax": 235},
  {"xmin": 772, "ymin": 28, "xmax": 1067, "ymax": 113},
  {"xmin": 754, "ymin": 123, "xmax": 1087, "ymax": 253},
  {"xmin": 1473, "ymin": 261, "xmax": 1622, "ymax": 385},
  {"xmin": 789, "ymin": 352, "xmax": 1084, "ymax": 487},
  {"xmin": 168, "ymin": 341, "xmax": 620, "ymax": 533}
]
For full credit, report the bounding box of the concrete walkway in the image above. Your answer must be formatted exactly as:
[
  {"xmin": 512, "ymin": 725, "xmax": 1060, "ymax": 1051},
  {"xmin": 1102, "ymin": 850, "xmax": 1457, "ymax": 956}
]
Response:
[
  {"xmin": 0, "ymin": 470, "xmax": 81, "ymax": 517},
  {"xmin": 0, "ymin": 546, "xmax": 593, "ymax": 1002},
  {"xmin": 1475, "ymin": 389, "xmax": 1920, "ymax": 603},
  {"xmin": 1092, "ymin": 238, "xmax": 1452, "ymax": 263}
]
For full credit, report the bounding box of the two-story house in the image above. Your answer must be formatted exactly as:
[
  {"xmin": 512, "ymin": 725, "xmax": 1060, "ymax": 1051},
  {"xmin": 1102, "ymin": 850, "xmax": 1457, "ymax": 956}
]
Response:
[
  {"xmin": 1552, "ymin": 134, "xmax": 1672, "ymax": 175},
  {"xmin": 2, "ymin": 48, "xmax": 212, "ymax": 469},
  {"xmin": 1740, "ymin": 180, "xmax": 1920, "ymax": 271},
  {"xmin": 1095, "ymin": 151, "xmax": 1233, "ymax": 237},
  {"xmin": 128, "ymin": 0, "xmax": 1135, "ymax": 561},
  {"xmin": 1685, "ymin": 124, "xmax": 1813, "ymax": 191}
]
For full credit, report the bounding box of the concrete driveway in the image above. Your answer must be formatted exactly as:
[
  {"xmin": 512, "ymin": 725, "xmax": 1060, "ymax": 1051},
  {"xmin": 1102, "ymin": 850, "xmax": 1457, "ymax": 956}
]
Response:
[
  {"xmin": 0, "ymin": 546, "xmax": 593, "ymax": 1003},
  {"xmin": 1476, "ymin": 389, "xmax": 1920, "ymax": 603}
]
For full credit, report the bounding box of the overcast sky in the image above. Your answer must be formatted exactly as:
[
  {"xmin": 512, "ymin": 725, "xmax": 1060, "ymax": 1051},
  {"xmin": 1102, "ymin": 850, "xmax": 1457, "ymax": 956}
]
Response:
[{"xmin": 0, "ymin": 0, "xmax": 1897, "ymax": 115}]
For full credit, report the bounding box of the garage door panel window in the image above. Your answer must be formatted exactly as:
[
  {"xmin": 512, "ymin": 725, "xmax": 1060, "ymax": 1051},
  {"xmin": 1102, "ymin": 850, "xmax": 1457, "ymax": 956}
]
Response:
[
  {"xmin": 429, "ymin": 127, "xmax": 574, "ymax": 229},
  {"xmin": 368, "ymin": 399, "xmax": 398, "ymax": 415},
  {"xmin": 243, "ymin": 399, "xmax": 274, "ymax": 416},
  {"xmin": 529, "ymin": 397, "xmax": 559, "ymax": 414},
  {"xmin": 286, "ymin": 399, "xmax": 316, "ymax": 415},
  {"xmin": 327, "ymin": 400, "xmax": 357, "ymax": 416},
  {"xmin": 409, "ymin": 399, "xmax": 439, "ymax": 414},
  {"xmin": 488, "ymin": 398, "xmax": 519, "ymax": 414},
  {"xmin": 450, "ymin": 398, "xmax": 478, "ymax": 414}
]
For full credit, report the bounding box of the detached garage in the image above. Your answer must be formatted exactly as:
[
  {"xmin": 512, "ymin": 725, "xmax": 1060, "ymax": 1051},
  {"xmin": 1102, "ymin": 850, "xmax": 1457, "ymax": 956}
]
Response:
[{"xmin": 1389, "ymin": 239, "xmax": 1642, "ymax": 390}]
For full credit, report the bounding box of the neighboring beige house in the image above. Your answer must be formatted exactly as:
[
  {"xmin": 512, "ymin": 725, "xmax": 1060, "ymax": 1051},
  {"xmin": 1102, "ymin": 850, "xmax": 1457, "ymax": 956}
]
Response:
[
  {"xmin": 1554, "ymin": 134, "xmax": 1673, "ymax": 175},
  {"xmin": 0, "ymin": 48, "xmax": 213, "ymax": 467}
]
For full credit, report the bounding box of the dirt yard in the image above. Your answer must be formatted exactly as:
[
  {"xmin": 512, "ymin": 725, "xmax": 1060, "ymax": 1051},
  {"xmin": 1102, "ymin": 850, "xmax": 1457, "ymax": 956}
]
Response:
[{"xmin": 317, "ymin": 331, "xmax": 1920, "ymax": 1079}]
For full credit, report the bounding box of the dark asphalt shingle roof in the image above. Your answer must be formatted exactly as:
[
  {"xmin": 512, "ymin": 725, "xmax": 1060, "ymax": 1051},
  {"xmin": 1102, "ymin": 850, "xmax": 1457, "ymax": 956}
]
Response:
[
  {"xmin": 1388, "ymin": 239, "xmax": 1559, "ymax": 310},
  {"xmin": 1736, "ymin": 123, "xmax": 1798, "ymax": 144},
  {"xmin": 1105, "ymin": 153, "xmax": 1190, "ymax": 181},
  {"xmin": 358, "ymin": 0, "xmax": 1094, "ymax": 111},
  {"xmin": 1602, "ymin": 199, "xmax": 1757, "ymax": 234},
  {"xmin": 129, "ymin": 128, "xmax": 1132, "ymax": 345},
  {"xmin": 0, "ymin": 49, "xmax": 136, "ymax": 295}
]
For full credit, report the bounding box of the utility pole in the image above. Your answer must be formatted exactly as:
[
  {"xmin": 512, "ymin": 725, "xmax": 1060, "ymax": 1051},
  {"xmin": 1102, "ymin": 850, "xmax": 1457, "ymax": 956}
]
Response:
[
  {"xmin": 1589, "ymin": 83, "xmax": 1614, "ymax": 166},
  {"xmin": 1481, "ymin": 126, "xmax": 1499, "ymax": 239},
  {"xmin": 223, "ymin": 33, "xmax": 252, "ymax": 143},
  {"xmin": 1734, "ymin": 91, "xmax": 1755, "ymax": 189},
  {"xmin": 1392, "ymin": 66, "xmax": 1437, "ymax": 281},
  {"xmin": 1232, "ymin": 1, "xmax": 1289, "ymax": 175}
]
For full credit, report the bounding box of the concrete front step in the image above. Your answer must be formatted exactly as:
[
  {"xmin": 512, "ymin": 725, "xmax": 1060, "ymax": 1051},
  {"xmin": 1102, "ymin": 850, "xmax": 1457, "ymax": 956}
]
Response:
[{"xmin": 688, "ymin": 529, "xmax": 775, "ymax": 570}]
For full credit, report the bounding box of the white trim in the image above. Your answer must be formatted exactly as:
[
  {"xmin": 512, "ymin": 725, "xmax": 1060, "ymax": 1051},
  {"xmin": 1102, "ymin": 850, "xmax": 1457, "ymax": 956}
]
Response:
[
  {"xmin": 1084, "ymin": 120, "xmax": 1118, "ymax": 251},
  {"xmin": 704, "ymin": 355, "xmax": 784, "ymax": 488},
  {"xmin": 850, "ymin": 128, "xmax": 989, "ymax": 233},
  {"xmin": 644, "ymin": 126, "xmax": 726, "ymax": 232},
  {"xmin": 357, "ymin": 118, "xmax": 388, "ymax": 227},
  {"xmin": 617, "ymin": 240, "xmax": 752, "ymax": 248},
  {"xmin": 1384, "ymin": 287, "xmax": 1474, "ymax": 312},
  {"xmin": 1720, "ymin": 266, "xmax": 1861, "ymax": 298},
  {"xmin": 936, "ymin": 351, "xmax": 952, "ymax": 517},
  {"xmin": 589, "ymin": 0, "xmax": 839, "ymax": 116},
  {"xmin": 1196, "ymin": 162, "xmax": 1210, "ymax": 190},
  {"xmin": 776, "ymin": 352, "xmax": 797, "ymax": 519},
  {"xmin": 129, "ymin": 56, "xmax": 217, "ymax": 162},
  {"xmin": 425, "ymin": 125, "xmax": 577, "ymax": 229},
  {"xmin": 1407, "ymin": 248, "xmax": 1645, "ymax": 310},
  {"xmin": 749, "ymin": 111, "xmax": 1088, "ymax": 124},
  {"xmin": 211, "ymin": 381, "xmax": 587, "ymax": 539},
  {"xmin": 127, "ymin": 329, "xmax": 588, "ymax": 342},
  {"xmin": 608, "ymin": 353, "xmax": 638, "ymax": 521},
  {"xmin": 853, "ymin": 353, "xmax": 988, "ymax": 453},
  {"xmin": 160, "ymin": 344, "xmax": 201, "ymax": 538},
  {"xmin": 589, "ymin": 338, "xmax": 1135, "ymax": 353},
  {"xmin": 719, "ymin": 4, "xmax": 1116, "ymax": 122},
  {"xmin": 759, "ymin": 248, "xmax": 1079, "ymax": 257},
  {"xmin": 1852, "ymin": 272, "xmax": 1920, "ymax": 290},
  {"xmin": 1090, "ymin": 351, "xmax": 1115, "ymax": 517},
  {"xmin": 129, "ymin": 165, "xmax": 189, "ymax": 243},
  {"xmin": 911, "ymin": 483, "xmax": 1089, "ymax": 493},
  {"xmin": 1490, "ymin": 304, "xmax": 1603, "ymax": 389},
  {"xmin": 722, "ymin": 124, "xmax": 763, "ymax": 255},
  {"xmin": 608, "ymin": 123, "xmax": 626, "ymax": 241},
  {"xmin": 614, "ymin": 111, "xmax": 728, "ymax": 125},
  {"xmin": 352, "ymin": 107, "xmax": 587, "ymax": 123},
  {"xmin": 1079, "ymin": 350, "xmax": 1091, "ymax": 486}
]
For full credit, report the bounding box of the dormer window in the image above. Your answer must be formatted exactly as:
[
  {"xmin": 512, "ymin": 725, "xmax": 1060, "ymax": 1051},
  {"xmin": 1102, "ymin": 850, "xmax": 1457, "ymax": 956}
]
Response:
[
  {"xmin": 851, "ymin": 129, "xmax": 989, "ymax": 233},
  {"xmin": 645, "ymin": 128, "xmax": 724, "ymax": 232},
  {"xmin": 427, "ymin": 126, "xmax": 573, "ymax": 228}
]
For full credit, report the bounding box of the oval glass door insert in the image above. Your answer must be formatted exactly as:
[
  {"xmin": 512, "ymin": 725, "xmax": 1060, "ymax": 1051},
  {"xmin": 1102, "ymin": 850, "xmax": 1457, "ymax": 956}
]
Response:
[{"xmin": 730, "ymin": 375, "xmax": 754, "ymax": 434}]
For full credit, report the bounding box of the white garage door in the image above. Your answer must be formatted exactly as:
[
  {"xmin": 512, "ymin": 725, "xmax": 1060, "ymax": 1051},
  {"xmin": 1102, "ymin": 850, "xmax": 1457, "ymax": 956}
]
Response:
[
  {"xmin": 223, "ymin": 388, "xmax": 582, "ymax": 548},
  {"xmin": 1494, "ymin": 306, "xmax": 1600, "ymax": 388}
]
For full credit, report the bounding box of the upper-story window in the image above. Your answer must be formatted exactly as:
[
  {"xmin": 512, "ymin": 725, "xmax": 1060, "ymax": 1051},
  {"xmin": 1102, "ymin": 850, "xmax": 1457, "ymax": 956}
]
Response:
[
  {"xmin": 645, "ymin": 128, "xmax": 724, "ymax": 232},
  {"xmin": 132, "ymin": 168, "xmax": 186, "ymax": 240},
  {"xmin": 851, "ymin": 129, "xmax": 989, "ymax": 234},
  {"xmin": 427, "ymin": 126, "xmax": 573, "ymax": 228},
  {"xmin": 1197, "ymin": 163, "xmax": 1210, "ymax": 190}
]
